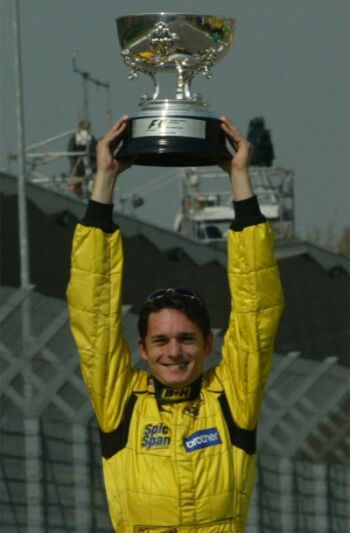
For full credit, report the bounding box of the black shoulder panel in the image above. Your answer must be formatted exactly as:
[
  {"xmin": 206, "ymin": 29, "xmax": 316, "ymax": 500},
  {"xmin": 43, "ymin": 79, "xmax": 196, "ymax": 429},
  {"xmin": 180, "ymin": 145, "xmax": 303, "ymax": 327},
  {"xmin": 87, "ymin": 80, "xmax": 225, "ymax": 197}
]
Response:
[
  {"xmin": 98, "ymin": 393, "xmax": 138, "ymax": 459},
  {"xmin": 218, "ymin": 392, "xmax": 257, "ymax": 455}
]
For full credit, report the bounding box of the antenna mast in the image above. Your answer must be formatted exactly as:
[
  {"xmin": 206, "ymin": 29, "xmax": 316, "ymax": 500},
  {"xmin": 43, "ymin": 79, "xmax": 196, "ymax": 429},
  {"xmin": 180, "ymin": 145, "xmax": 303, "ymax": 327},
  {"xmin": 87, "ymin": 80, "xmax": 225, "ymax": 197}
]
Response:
[{"xmin": 72, "ymin": 54, "xmax": 112, "ymax": 125}]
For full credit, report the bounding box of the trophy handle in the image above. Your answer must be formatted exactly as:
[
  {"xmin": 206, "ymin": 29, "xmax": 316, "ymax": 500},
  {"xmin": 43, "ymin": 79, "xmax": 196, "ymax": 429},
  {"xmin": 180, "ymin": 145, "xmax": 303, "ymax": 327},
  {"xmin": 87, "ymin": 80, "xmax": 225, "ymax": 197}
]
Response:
[
  {"xmin": 173, "ymin": 45, "xmax": 225, "ymax": 102},
  {"xmin": 121, "ymin": 49, "xmax": 160, "ymax": 101},
  {"xmin": 141, "ymin": 72, "xmax": 160, "ymax": 102},
  {"xmin": 193, "ymin": 46, "xmax": 225, "ymax": 80},
  {"xmin": 121, "ymin": 43, "xmax": 224, "ymax": 103}
]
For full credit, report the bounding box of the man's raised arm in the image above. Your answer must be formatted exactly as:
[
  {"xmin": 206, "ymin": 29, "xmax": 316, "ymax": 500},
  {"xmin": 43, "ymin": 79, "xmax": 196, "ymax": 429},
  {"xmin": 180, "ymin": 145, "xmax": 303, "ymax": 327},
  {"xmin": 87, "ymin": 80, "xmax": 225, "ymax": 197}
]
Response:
[
  {"xmin": 66, "ymin": 117, "xmax": 135, "ymax": 432},
  {"xmin": 218, "ymin": 117, "xmax": 284, "ymax": 429}
]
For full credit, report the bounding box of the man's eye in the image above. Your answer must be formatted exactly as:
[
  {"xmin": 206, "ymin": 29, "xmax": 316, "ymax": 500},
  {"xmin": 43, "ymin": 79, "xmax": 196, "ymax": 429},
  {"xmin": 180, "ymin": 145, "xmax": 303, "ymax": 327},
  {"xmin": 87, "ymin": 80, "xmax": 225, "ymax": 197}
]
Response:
[
  {"xmin": 153, "ymin": 338, "xmax": 167, "ymax": 346},
  {"xmin": 180, "ymin": 336, "xmax": 195, "ymax": 344}
]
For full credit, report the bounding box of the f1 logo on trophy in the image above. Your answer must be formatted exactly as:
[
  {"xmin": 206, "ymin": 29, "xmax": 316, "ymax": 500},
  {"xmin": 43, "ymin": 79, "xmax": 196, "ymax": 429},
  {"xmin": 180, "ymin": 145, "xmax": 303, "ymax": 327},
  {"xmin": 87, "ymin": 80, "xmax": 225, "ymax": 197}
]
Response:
[{"xmin": 115, "ymin": 13, "xmax": 236, "ymax": 166}]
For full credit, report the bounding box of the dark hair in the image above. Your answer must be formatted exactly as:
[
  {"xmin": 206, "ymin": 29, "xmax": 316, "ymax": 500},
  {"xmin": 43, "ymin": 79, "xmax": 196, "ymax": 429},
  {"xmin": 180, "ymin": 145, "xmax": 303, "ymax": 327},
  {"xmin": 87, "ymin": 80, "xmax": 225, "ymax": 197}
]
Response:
[
  {"xmin": 138, "ymin": 289, "xmax": 211, "ymax": 341},
  {"xmin": 79, "ymin": 119, "xmax": 90, "ymax": 129}
]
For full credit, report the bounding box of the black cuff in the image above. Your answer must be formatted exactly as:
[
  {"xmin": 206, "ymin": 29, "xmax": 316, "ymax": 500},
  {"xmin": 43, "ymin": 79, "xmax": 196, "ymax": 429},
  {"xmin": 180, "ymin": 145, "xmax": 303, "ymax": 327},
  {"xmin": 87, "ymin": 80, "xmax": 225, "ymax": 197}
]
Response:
[
  {"xmin": 230, "ymin": 195, "xmax": 266, "ymax": 231},
  {"xmin": 81, "ymin": 199, "xmax": 119, "ymax": 233}
]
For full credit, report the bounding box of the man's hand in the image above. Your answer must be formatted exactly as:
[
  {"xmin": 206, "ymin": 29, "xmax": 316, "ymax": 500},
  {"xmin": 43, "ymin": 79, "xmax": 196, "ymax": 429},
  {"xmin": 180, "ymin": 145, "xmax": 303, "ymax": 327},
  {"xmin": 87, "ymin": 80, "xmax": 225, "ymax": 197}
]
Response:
[
  {"xmin": 92, "ymin": 116, "xmax": 132, "ymax": 204},
  {"xmin": 219, "ymin": 116, "xmax": 254, "ymax": 201}
]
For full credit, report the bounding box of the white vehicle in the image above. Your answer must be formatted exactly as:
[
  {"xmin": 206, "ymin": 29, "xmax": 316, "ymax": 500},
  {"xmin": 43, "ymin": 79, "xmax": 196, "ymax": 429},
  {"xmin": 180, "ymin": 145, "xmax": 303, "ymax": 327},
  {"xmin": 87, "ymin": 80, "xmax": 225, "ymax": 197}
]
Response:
[
  {"xmin": 174, "ymin": 167, "xmax": 293, "ymax": 241},
  {"xmin": 174, "ymin": 193, "xmax": 233, "ymax": 240},
  {"xmin": 255, "ymin": 187, "xmax": 280, "ymax": 220}
]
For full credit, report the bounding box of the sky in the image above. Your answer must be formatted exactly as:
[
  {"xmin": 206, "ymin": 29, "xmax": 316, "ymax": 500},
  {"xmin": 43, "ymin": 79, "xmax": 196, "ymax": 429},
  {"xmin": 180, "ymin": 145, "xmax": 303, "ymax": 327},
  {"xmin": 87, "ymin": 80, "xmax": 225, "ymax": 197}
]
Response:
[{"xmin": 1, "ymin": 0, "xmax": 349, "ymax": 248}]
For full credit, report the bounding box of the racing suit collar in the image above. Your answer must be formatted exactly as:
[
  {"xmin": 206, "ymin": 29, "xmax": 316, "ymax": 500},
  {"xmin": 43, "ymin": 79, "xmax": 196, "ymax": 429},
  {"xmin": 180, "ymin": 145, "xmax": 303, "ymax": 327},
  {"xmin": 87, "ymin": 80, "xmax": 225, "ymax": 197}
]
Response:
[{"xmin": 151, "ymin": 375, "xmax": 202, "ymax": 404}]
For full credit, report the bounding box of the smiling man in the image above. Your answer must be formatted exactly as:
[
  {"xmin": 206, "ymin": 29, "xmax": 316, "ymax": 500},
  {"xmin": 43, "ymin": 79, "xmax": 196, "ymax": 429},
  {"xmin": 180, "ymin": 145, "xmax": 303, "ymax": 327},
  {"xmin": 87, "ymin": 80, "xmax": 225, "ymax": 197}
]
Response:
[
  {"xmin": 67, "ymin": 115, "xmax": 284, "ymax": 532},
  {"xmin": 139, "ymin": 291, "xmax": 213, "ymax": 388}
]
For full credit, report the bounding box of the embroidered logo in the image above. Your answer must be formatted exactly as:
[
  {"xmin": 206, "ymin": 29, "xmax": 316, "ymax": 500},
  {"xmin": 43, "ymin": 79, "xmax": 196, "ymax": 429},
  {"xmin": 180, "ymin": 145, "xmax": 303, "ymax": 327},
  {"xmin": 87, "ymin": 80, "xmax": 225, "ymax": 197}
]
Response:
[
  {"xmin": 141, "ymin": 423, "xmax": 171, "ymax": 450},
  {"xmin": 184, "ymin": 398, "xmax": 203, "ymax": 418},
  {"xmin": 161, "ymin": 387, "xmax": 192, "ymax": 401},
  {"xmin": 184, "ymin": 427, "xmax": 222, "ymax": 452}
]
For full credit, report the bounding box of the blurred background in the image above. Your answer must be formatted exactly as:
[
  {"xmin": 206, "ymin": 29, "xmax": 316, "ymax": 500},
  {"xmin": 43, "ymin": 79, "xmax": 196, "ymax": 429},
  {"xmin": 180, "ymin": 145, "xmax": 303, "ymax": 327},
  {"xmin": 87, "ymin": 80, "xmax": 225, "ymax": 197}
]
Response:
[{"xmin": 1, "ymin": 1, "xmax": 349, "ymax": 531}]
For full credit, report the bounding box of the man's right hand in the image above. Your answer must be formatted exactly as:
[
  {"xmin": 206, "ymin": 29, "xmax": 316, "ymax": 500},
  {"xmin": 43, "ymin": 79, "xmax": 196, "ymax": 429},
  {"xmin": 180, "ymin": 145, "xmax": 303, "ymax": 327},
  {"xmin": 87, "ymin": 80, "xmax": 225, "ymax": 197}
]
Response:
[
  {"xmin": 219, "ymin": 116, "xmax": 254, "ymax": 201},
  {"xmin": 92, "ymin": 116, "xmax": 132, "ymax": 204}
]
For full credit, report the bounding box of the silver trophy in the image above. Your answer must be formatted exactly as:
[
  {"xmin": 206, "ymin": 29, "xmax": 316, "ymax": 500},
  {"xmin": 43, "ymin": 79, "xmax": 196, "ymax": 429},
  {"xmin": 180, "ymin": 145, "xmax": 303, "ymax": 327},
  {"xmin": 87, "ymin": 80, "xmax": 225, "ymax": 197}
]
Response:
[{"xmin": 115, "ymin": 13, "xmax": 236, "ymax": 166}]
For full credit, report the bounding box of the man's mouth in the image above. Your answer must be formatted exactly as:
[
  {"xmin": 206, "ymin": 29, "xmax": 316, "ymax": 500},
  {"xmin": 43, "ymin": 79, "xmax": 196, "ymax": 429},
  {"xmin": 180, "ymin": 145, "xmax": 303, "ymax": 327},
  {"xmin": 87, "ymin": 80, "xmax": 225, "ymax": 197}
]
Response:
[{"xmin": 162, "ymin": 362, "xmax": 189, "ymax": 370}]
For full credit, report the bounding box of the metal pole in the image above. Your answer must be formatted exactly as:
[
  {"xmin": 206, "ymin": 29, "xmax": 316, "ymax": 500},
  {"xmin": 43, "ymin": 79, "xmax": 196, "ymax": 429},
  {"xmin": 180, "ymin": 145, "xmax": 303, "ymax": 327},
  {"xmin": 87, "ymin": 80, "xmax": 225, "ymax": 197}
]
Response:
[
  {"xmin": 106, "ymin": 84, "xmax": 112, "ymax": 126},
  {"xmin": 82, "ymin": 73, "xmax": 89, "ymax": 121},
  {"xmin": 27, "ymin": 128, "xmax": 75, "ymax": 150},
  {"xmin": 13, "ymin": 4, "xmax": 43, "ymax": 531},
  {"xmin": 13, "ymin": 0, "xmax": 30, "ymax": 289},
  {"xmin": 73, "ymin": 424, "xmax": 91, "ymax": 531}
]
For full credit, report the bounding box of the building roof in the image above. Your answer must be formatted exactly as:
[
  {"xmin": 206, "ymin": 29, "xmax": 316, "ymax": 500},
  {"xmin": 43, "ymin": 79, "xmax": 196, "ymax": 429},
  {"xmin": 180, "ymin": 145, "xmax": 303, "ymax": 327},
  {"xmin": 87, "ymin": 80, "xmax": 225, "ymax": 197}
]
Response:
[{"xmin": 1, "ymin": 171, "xmax": 349, "ymax": 365}]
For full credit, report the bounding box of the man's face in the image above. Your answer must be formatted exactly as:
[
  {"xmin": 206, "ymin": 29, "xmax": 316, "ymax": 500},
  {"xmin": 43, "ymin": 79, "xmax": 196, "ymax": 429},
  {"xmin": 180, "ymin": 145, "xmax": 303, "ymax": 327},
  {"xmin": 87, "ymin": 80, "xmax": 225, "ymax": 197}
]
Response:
[{"xmin": 139, "ymin": 308, "xmax": 213, "ymax": 388}]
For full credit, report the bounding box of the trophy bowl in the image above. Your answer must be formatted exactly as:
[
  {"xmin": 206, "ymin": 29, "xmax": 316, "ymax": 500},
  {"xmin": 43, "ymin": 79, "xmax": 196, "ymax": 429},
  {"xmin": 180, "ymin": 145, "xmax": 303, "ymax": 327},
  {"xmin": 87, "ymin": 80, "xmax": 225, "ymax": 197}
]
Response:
[{"xmin": 115, "ymin": 13, "xmax": 236, "ymax": 167}]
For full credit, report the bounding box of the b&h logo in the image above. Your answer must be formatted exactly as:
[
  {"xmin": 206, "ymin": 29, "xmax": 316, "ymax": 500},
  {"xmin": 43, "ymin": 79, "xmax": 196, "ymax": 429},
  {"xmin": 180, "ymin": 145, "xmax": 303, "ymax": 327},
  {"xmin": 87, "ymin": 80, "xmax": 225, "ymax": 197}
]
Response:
[{"xmin": 161, "ymin": 387, "xmax": 192, "ymax": 401}]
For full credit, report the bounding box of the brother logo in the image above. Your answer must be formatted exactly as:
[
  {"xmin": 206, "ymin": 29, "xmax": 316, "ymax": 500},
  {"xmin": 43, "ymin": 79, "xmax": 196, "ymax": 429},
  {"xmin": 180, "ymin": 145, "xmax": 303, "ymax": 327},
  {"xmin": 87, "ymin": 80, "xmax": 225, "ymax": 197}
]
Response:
[{"xmin": 184, "ymin": 427, "xmax": 222, "ymax": 452}]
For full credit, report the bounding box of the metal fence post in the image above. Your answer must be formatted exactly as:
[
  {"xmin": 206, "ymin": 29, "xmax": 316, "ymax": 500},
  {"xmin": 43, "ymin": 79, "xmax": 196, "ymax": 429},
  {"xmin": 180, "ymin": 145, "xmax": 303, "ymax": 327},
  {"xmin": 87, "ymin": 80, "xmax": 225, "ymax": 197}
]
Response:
[
  {"xmin": 73, "ymin": 423, "xmax": 91, "ymax": 532},
  {"xmin": 279, "ymin": 457, "xmax": 295, "ymax": 532},
  {"xmin": 246, "ymin": 467, "xmax": 260, "ymax": 533},
  {"xmin": 312, "ymin": 463, "xmax": 329, "ymax": 532},
  {"xmin": 25, "ymin": 417, "xmax": 43, "ymax": 532}
]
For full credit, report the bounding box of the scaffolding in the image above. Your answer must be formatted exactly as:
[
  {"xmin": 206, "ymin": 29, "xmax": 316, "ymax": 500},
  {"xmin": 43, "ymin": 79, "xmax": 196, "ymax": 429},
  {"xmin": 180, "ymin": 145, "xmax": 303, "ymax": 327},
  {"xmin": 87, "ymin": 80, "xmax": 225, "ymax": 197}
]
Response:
[{"xmin": 175, "ymin": 166, "xmax": 295, "ymax": 241}]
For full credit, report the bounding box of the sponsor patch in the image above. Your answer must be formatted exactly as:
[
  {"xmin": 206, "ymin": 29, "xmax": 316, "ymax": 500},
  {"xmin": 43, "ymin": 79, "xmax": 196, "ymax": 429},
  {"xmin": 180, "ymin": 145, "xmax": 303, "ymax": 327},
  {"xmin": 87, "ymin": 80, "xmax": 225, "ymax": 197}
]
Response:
[
  {"xmin": 184, "ymin": 398, "xmax": 203, "ymax": 418},
  {"xmin": 184, "ymin": 427, "xmax": 222, "ymax": 452},
  {"xmin": 161, "ymin": 387, "xmax": 192, "ymax": 401},
  {"xmin": 141, "ymin": 423, "xmax": 171, "ymax": 450}
]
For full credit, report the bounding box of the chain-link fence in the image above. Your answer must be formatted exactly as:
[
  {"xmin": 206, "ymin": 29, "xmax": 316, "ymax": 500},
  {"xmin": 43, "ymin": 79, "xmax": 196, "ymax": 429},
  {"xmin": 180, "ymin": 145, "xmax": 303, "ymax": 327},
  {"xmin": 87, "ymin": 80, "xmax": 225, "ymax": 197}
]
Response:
[
  {"xmin": 0, "ymin": 419, "xmax": 109, "ymax": 532},
  {"xmin": 247, "ymin": 453, "xmax": 349, "ymax": 532},
  {"xmin": 1, "ymin": 418, "xmax": 349, "ymax": 532}
]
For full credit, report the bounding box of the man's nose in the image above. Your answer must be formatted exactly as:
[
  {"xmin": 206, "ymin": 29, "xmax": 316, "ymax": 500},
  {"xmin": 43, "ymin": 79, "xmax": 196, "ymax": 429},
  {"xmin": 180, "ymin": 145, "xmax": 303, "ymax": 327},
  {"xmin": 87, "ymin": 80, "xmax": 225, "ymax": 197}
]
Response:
[{"xmin": 168, "ymin": 338, "xmax": 182, "ymax": 357}]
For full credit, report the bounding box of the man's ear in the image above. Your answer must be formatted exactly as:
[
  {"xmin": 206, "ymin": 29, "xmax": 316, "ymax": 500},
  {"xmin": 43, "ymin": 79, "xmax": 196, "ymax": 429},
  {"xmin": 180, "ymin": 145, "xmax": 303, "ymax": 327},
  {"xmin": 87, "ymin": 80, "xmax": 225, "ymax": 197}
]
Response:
[
  {"xmin": 138, "ymin": 338, "xmax": 149, "ymax": 361},
  {"xmin": 205, "ymin": 331, "xmax": 214, "ymax": 357}
]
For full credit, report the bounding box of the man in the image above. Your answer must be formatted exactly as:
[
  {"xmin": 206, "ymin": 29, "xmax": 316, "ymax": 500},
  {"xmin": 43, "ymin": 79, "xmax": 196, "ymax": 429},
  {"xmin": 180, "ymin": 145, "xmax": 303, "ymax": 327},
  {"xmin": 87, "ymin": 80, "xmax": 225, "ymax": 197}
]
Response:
[
  {"xmin": 246, "ymin": 117, "xmax": 274, "ymax": 167},
  {"xmin": 67, "ymin": 119, "xmax": 97, "ymax": 196},
  {"xmin": 67, "ymin": 116, "xmax": 284, "ymax": 532}
]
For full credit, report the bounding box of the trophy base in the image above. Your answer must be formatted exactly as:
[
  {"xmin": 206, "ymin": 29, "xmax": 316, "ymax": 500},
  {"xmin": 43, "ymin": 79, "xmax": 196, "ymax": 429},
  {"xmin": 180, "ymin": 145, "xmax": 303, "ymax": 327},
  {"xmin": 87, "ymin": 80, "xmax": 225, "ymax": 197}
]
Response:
[{"xmin": 116, "ymin": 116, "xmax": 232, "ymax": 167}]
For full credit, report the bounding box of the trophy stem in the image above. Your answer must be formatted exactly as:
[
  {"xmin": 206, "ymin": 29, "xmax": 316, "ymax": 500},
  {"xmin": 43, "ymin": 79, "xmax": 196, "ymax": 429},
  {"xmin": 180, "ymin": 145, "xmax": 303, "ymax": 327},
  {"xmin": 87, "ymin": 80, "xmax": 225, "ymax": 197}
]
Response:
[
  {"xmin": 175, "ymin": 65, "xmax": 193, "ymax": 100},
  {"xmin": 148, "ymin": 72, "xmax": 160, "ymax": 101}
]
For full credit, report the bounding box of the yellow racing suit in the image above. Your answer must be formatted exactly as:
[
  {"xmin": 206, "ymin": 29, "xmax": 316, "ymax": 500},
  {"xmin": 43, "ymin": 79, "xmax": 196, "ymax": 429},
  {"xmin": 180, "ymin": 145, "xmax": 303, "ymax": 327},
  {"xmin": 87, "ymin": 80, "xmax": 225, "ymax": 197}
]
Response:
[{"xmin": 67, "ymin": 197, "xmax": 284, "ymax": 532}]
